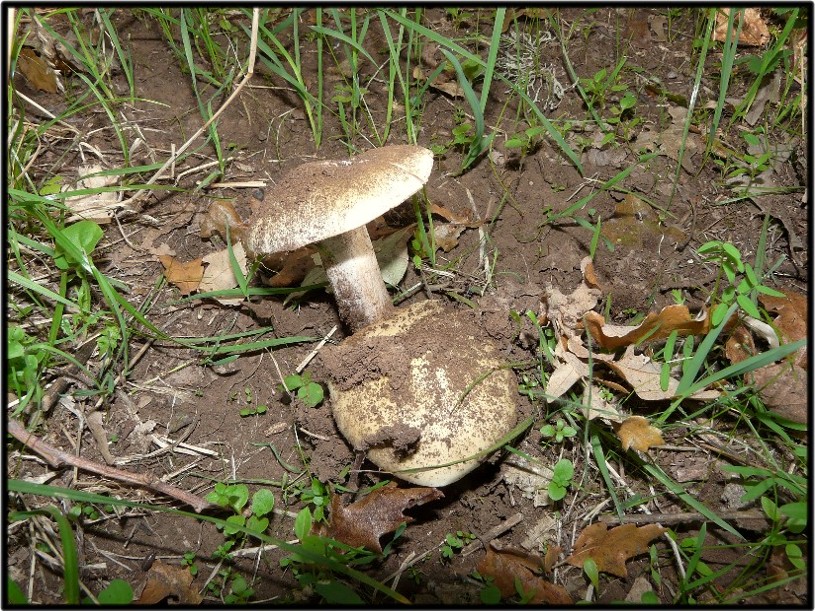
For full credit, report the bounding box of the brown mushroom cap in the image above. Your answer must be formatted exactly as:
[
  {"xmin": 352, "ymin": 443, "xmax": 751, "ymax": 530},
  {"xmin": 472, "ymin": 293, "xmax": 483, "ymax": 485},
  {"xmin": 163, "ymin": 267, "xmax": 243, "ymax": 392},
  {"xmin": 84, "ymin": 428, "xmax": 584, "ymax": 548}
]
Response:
[
  {"xmin": 246, "ymin": 145, "xmax": 434, "ymax": 256},
  {"xmin": 323, "ymin": 300, "xmax": 519, "ymax": 487}
]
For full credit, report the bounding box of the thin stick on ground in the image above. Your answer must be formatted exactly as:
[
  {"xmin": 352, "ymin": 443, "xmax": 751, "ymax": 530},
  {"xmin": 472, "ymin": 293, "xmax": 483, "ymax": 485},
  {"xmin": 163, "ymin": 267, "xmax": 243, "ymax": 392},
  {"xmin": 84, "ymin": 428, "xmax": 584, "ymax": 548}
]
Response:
[{"xmin": 8, "ymin": 419, "xmax": 214, "ymax": 513}]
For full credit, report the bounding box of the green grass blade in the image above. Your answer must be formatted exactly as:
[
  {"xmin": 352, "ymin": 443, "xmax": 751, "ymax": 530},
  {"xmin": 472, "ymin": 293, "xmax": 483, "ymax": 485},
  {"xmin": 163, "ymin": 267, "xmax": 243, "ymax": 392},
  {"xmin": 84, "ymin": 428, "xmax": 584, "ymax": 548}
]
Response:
[
  {"xmin": 42, "ymin": 506, "xmax": 80, "ymax": 604},
  {"xmin": 8, "ymin": 270, "xmax": 80, "ymax": 310},
  {"xmin": 641, "ymin": 462, "xmax": 743, "ymax": 539},
  {"xmin": 383, "ymin": 9, "xmax": 582, "ymax": 173}
]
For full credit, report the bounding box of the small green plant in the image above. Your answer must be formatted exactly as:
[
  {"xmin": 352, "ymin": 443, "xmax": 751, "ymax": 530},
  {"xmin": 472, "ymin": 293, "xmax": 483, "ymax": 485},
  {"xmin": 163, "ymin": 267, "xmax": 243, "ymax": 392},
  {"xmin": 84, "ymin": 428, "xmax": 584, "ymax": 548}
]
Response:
[
  {"xmin": 696, "ymin": 240, "xmax": 785, "ymax": 326},
  {"xmin": 280, "ymin": 372, "xmax": 324, "ymax": 408},
  {"xmin": 86, "ymin": 579, "xmax": 134, "ymax": 605},
  {"xmin": 280, "ymin": 505, "xmax": 400, "ymax": 604},
  {"xmin": 206, "ymin": 483, "xmax": 275, "ymax": 541},
  {"xmin": 548, "ymin": 458, "xmax": 574, "ymax": 502},
  {"xmin": 182, "ymin": 551, "xmax": 199, "ymax": 577},
  {"xmin": 224, "ymin": 573, "xmax": 254, "ymax": 604},
  {"xmin": 298, "ymin": 478, "xmax": 330, "ymax": 522},
  {"xmin": 540, "ymin": 418, "xmax": 578, "ymax": 444},
  {"xmin": 505, "ymin": 125, "xmax": 547, "ymax": 156},
  {"xmin": 239, "ymin": 404, "xmax": 268, "ymax": 417},
  {"xmin": 440, "ymin": 530, "xmax": 475, "ymax": 560},
  {"xmin": 580, "ymin": 58, "xmax": 629, "ymax": 111}
]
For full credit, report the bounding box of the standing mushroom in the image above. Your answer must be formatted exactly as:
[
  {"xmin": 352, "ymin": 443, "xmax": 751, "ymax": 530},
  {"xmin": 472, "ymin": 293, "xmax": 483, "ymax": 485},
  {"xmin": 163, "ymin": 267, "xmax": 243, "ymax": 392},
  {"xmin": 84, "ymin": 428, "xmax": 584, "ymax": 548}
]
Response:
[
  {"xmin": 246, "ymin": 145, "xmax": 433, "ymax": 333},
  {"xmin": 248, "ymin": 145, "xmax": 518, "ymax": 487}
]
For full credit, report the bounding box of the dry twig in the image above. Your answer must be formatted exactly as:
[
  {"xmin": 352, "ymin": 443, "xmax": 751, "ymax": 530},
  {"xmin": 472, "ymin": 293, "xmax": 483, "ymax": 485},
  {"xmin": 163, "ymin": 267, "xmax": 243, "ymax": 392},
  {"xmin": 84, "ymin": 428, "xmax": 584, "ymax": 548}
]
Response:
[{"xmin": 8, "ymin": 419, "xmax": 214, "ymax": 513}]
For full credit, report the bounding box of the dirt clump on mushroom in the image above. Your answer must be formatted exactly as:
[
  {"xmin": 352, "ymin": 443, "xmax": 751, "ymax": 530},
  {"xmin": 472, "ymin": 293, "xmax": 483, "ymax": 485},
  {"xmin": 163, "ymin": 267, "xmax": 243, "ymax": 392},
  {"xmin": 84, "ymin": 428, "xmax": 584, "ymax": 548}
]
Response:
[{"xmin": 321, "ymin": 299, "xmax": 519, "ymax": 487}]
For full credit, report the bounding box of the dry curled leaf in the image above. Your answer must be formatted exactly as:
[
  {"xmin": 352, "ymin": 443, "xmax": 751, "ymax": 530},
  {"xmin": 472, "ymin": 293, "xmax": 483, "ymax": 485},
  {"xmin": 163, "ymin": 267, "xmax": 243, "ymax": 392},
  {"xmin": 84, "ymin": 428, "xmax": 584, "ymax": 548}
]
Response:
[
  {"xmin": 477, "ymin": 543, "xmax": 573, "ymax": 604},
  {"xmin": 585, "ymin": 304, "xmax": 710, "ymax": 351},
  {"xmin": 199, "ymin": 200, "xmax": 246, "ymax": 242},
  {"xmin": 759, "ymin": 290, "xmax": 807, "ymax": 368},
  {"xmin": 714, "ymin": 8, "xmax": 770, "ymax": 47},
  {"xmin": 615, "ymin": 416, "xmax": 665, "ymax": 452},
  {"xmin": 320, "ymin": 483, "xmax": 443, "ymax": 553},
  {"xmin": 159, "ymin": 255, "xmax": 204, "ymax": 296},
  {"xmin": 136, "ymin": 560, "xmax": 202, "ymax": 604},
  {"xmin": 566, "ymin": 522, "xmax": 666, "ymax": 578},
  {"xmin": 65, "ymin": 164, "xmax": 120, "ymax": 223}
]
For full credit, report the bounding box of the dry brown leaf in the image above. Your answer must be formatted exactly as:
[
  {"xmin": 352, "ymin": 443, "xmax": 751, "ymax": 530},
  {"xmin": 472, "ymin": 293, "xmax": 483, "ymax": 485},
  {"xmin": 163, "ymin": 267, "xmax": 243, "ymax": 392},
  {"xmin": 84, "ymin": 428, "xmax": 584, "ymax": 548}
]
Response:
[
  {"xmin": 759, "ymin": 290, "xmax": 808, "ymax": 368},
  {"xmin": 714, "ymin": 8, "xmax": 770, "ymax": 47},
  {"xmin": 566, "ymin": 522, "xmax": 666, "ymax": 578},
  {"xmin": 320, "ymin": 483, "xmax": 443, "ymax": 553},
  {"xmin": 581, "ymin": 257, "xmax": 601, "ymax": 290},
  {"xmin": 605, "ymin": 346, "xmax": 720, "ymax": 402},
  {"xmin": 159, "ymin": 255, "xmax": 204, "ymax": 295},
  {"xmin": 585, "ymin": 304, "xmax": 709, "ymax": 351},
  {"xmin": 748, "ymin": 361, "xmax": 808, "ymax": 425},
  {"xmin": 430, "ymin": 202, "xmax": 476, "ymax": 225},
  {"xmin": 544, "ymin": 349, "xmax": 588, "ymax": 399},
  {"xmin": 412, "ymin": 65, "xmax": 464, "ymax": 98},
  {"xmin": 17, "ymin": 47, "xmax": 58, "ymax": 93},
  {"xmin": 615, "ymin": 416, "xmax": 665, "ymax": 452},
  {"xmin": 477, "ymin": 544, "xmax": 573, "ymax": 604},
  {"xmin": 198, "ymin": 243, "xmax": 248, "ymax": 302},
  {"xmin": 135, "ymin": 560, "xmax": 202, "ymax": 604},
  {"xmin": 65, "ymin": 164, "xmax": 120, "ymax": 223},
  {"xmin": 199, "ymin": 200, "xmax": 246, "ymax": 242},
  {"xmin": 725, "ymin": 321, "xmax": 757, "ymax": 364}
]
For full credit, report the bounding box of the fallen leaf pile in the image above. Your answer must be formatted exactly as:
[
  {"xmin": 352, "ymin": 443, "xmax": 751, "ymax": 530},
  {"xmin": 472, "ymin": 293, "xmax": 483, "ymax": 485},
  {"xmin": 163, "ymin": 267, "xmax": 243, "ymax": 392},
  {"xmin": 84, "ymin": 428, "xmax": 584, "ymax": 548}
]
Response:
[
  {"xmin": 540, "ymin": 257, "xmax": 721, "ymax": 446},
  {"xmin": 566, "ymin": 522, "xmax": 666, "ymax": 578},
  {"xmin": 319, "ymin": 483, "xmax": 443, "ymax": 553},
  {"xmin": 477, "ymin": 543, "xmax": 572, "ymax": 604}
]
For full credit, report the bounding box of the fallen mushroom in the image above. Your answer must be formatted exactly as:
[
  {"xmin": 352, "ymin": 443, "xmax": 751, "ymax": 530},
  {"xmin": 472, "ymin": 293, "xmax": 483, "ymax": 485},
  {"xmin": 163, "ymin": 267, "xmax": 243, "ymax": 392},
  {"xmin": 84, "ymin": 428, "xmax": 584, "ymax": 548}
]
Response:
[
  {"xmin": 321, "ymin": 299, "xmax": 518, "ymax": 487},
  {"xmin": 246, "ymin": 145, "xmax": 433, "ymax": 333}
]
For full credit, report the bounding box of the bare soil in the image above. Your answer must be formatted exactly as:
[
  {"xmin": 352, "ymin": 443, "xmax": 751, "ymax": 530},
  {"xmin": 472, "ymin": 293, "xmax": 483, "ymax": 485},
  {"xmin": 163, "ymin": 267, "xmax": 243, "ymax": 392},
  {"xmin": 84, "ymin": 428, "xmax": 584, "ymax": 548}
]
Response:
[{"xmin": 8, "ymin": 8, "xmax": 808, "ymax": 606}]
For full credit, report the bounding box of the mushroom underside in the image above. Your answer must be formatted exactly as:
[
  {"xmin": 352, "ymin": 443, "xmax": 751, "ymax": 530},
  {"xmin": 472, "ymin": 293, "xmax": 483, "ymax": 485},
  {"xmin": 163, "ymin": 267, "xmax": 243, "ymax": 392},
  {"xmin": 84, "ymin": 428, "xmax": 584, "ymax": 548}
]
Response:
[{"xmin": 323, "ymin": 300, "xmax": 519, "ymax": 487}]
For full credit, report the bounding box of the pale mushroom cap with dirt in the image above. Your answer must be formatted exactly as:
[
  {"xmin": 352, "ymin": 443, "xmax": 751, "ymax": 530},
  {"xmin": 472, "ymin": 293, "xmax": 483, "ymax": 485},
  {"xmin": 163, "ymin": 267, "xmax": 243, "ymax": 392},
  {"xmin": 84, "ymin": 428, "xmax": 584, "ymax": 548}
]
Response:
[
  {"xmin": 322, "ymin": 299, "xmax": 519, "ymax": 488},
  {"xmin": 246, "ymin": 145, "xmax": 434, "ymax": 333}
]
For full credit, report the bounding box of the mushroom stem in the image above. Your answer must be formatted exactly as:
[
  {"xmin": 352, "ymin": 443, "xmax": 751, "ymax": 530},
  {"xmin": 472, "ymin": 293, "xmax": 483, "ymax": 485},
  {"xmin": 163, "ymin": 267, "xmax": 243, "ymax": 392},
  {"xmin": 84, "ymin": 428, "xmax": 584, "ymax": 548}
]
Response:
[{"xmin": 319, "ymin": 227, "xmax": 394, "ymax": 333}]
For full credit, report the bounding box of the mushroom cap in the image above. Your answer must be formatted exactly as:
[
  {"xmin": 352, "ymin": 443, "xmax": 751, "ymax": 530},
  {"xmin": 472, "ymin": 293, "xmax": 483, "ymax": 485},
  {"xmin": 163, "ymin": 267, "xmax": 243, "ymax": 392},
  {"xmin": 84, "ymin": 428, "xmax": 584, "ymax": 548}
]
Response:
[
  {"xmin": 323, "ymin": 300, "xmax": 519, "ymax": 487},
  {"xmin": 247, "ymin": 145, "xmax": 434, "ymax": 255}
]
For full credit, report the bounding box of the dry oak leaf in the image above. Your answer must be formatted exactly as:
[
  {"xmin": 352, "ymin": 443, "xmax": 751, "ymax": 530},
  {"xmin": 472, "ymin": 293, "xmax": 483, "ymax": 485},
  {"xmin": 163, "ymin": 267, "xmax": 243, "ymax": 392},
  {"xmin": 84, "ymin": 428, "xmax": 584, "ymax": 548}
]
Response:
[
  {"xmin": 714, "ymin": 8, "xmax": 770, "ymax": 47},
  {"xmin": 759, "ymin": 290, "xmax": 808, "ymax": 368},
  {"xmin": 566, "ymin": 522, "xmax": 666, "ymax": 578},
  {"xmin": 615, "ymin": 415, "xmax": 665, "ymax": 452},
  {"xmin": 159, "ymin": 255, "xmax": 204, "ymax": 295},
  {"xmin": 477, "ymin": 543, "xmax": 573, "ymax": 605},
  {"xmin": 135, "ymin": 559, "xmax": 203, "ymax": 604},
  {"xmin": 585, "ymin": 304, "xmax": 709, "ymax": 351},
  {"xmin": 747, "ymin": 361, "xmax": 808, "ymax": 425},
  {"xmin": 320, "ymin": 483, "xmax": 443, "ymax": 553}
]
